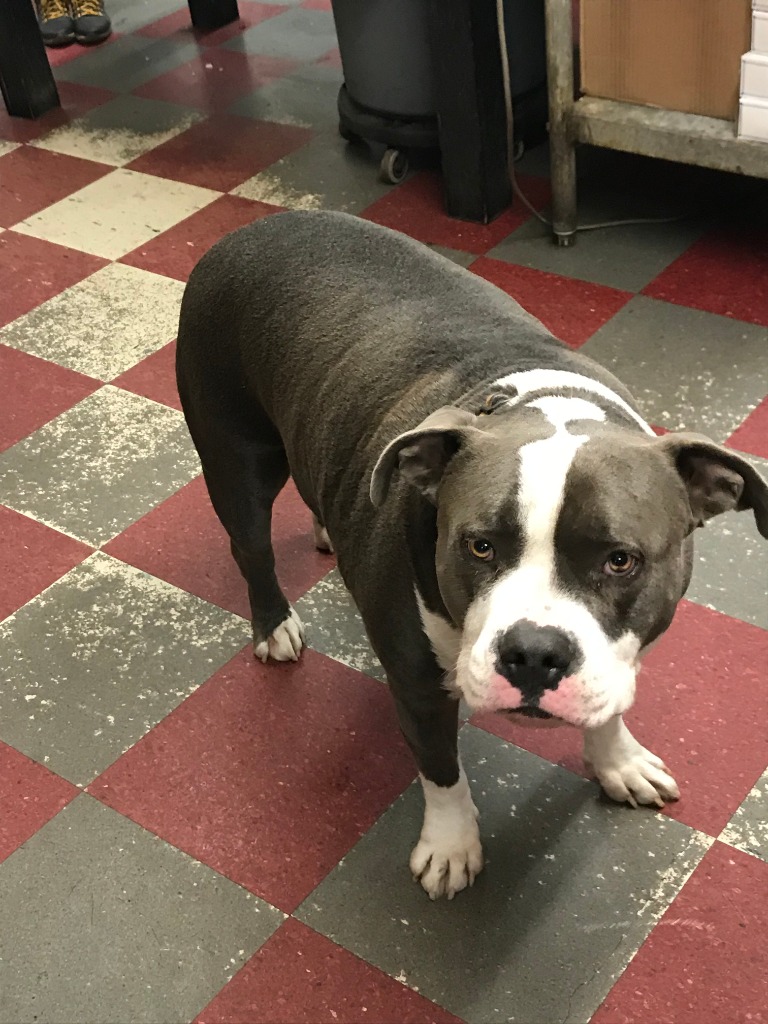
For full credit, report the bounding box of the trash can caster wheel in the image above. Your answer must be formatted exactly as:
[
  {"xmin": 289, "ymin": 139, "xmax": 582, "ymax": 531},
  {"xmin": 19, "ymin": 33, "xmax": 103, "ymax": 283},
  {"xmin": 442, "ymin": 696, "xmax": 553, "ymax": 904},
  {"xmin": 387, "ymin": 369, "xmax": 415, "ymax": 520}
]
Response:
[{"xmin": 379, "ymin": 148, "xmax": 409, "ymax": 184}]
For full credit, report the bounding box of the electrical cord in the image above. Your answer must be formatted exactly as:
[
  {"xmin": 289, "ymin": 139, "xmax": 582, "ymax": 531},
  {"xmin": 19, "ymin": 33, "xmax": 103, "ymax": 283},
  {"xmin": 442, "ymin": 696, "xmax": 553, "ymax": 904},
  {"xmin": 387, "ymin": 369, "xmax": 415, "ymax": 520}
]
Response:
[{"xmin": 494, "ymin": 0, "xmax": 685, "ymax": 233}]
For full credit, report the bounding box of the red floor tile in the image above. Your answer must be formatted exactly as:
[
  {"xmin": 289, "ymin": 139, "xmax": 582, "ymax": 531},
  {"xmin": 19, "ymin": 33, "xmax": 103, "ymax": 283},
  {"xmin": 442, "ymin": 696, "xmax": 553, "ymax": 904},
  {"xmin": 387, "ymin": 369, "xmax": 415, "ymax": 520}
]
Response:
[
  {"xmin": 315, "ymin": 46, "xmax": 342, "ymax": 69},
  {"xmin": 196, "ymin": 918, "xmax": 462, "ymax": 1024},
  {"xmin": 0, "ymin": 345, "xmax": 100, "ymax": 453},
  {"xmin": 137, "ymin": 2, "xmax": 284, "ymax": 45},
  {"xmin": 135, "ymin": 5, "xmax": 200, "ymax": 38},
  {"xmin": 0, "ymin": 505, "xmax": 93, "ymax": 622},
  {"xmin": 362, "ymin": 171, "xmax": 550, "ymax": 256},
  {"xmin": 0, "ymin": 81, "xmax": 114, "ymax": 144},
  {"xmin": 592, "ymin": 842, "xmax": 768, "ymax": 1024},
  {"xmin": 128, "ymin": 115, "xmax": 311, "ymax": 192},
  {"xmin": 134, "ymin": 50, "xmax": 298, "ymax": 113},
  {"xmin": 103, "ymin": 475, "xmax": 333, "ymax": 616},
  {"xmin": 89, "ymin": 647, "xmax": 416, "ymax": 912},
  {"xmin": 0, "ymin": 743, "xmax": 79, "ymax": 864},
  {"xmin": 111, "ymin": 341, "xmax": 180, "ymax": 410},
  {"xmin": 102, "ymin": 474, "xmax": 247, "ymax": 619},
  {"xmin": 726, "ymin": 397, "xmax": 768, "ymax": 461},
  {"xmin": 0, "ymin": 146, "xmax": 111, "ymax": 228},
  {"xmin": 119, "ymin": 194, "xmax": 281, "ymax": 282},
  {"xmin": 643, "ymin": 226, "xmax": 768, "ymax": 328},
  {"xmin": 471, "ymin": 257, "xmax": 632, "ymax": 348},
  {"xmin": 302, "ymin": 0, "xmax": 333, "ymax": 10},
  {"xmin": 0, "ymin": 232, "xmax": 106, "ymax": 328},
  {"xmin": 46, "ymin": 45, "xmax": 92, "ymax": 68},
  {"xmin": 473, "ymin": 601, "xmax": 768, "ymax": 836}
]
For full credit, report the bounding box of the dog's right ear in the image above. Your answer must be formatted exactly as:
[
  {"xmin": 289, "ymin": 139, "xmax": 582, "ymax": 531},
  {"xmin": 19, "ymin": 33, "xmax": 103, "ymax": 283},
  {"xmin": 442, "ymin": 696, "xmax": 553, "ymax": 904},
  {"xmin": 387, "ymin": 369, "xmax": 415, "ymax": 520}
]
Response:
[{"xmin": 370, "ymin": 406, "xmax": 478, "ymax": 507}]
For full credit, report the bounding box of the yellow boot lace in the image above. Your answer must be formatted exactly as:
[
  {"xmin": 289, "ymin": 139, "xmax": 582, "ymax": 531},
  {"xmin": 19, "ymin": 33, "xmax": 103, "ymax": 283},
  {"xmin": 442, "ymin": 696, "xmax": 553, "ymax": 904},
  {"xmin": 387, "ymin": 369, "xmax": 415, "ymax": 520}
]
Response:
[
  {"xmin": 72, "ymin": 0, "xmax": 105, "ymax": 15},
  {"xmin": 39, "ymin": 0, "xmax": 70, "ymax": 19}
]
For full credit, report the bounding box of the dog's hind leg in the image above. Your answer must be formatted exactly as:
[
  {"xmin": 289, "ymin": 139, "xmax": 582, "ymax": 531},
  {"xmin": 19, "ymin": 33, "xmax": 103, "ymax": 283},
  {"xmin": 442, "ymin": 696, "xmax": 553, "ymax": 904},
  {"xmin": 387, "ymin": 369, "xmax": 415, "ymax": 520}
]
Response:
[
  {"xmin": 312, "ymin": 514, "xmax": 334, "ymax": 554},
  {"xmin": 181, "ymin": 395, "xmax": 304, "ymax": 663}
]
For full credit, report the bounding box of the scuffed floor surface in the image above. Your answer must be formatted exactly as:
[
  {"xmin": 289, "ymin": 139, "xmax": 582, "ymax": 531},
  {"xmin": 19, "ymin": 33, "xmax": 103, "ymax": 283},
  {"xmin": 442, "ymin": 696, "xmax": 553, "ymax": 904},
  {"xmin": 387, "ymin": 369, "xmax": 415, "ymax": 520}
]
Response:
[{"xmin": 1, "ymin": 2, "xmax": 767, "ymax": 1022}]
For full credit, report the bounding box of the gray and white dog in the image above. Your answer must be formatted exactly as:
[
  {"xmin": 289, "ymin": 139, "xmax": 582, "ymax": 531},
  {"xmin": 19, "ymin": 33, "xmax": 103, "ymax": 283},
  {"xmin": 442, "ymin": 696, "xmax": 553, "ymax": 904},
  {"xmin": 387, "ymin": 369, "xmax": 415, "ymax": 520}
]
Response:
[{"xmin": 176, "ymin": 210, "xmax": 768, "ymax": 900}]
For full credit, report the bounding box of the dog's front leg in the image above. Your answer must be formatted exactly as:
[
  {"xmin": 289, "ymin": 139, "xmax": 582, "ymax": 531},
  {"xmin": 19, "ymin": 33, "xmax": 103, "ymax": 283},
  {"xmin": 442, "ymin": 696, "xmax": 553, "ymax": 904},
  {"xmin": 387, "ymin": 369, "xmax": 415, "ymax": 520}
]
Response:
[
  {"xmin": 583, "ymin": 715, "xmax": 680, "ymax": 809},
  {"xmin": 394, "ymin": 691, "xmax": 483, "ymax": 899}
]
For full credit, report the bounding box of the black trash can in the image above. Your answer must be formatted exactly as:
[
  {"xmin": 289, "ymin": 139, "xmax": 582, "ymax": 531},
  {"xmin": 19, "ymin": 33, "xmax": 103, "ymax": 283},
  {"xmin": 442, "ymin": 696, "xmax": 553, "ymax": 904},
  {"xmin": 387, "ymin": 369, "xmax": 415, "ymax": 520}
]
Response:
[{"xmin": 331, "ymin": 0, "xmax": 547, "ymax": 183}]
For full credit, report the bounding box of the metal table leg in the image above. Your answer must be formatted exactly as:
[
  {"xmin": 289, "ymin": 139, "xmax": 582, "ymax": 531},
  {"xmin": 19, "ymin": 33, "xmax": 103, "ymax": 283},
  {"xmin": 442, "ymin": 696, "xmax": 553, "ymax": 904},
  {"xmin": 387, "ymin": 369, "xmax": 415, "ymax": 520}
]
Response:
[
  {"xmin": 0, "ymin": 0, "xmax": 60, "ymax": 119},
  {"xmin": 428, "ymin": 0, "xmax": 512, "ymax": 224},
  {"xmin": 545, "ymin": 0, "xmax": 577, "ymax": 245},
  {"xmin": 187, "ymin": 0, "xmax": 240, "ymax": 32}
]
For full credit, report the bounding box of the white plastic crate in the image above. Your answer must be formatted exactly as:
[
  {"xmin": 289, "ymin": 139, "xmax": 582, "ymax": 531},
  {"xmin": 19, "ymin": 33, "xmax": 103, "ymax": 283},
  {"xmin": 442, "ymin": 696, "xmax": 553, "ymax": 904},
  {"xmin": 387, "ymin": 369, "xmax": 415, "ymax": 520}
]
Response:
[
  {"xmin": 738, "ymin": 94, "xmax": 768, "ymax": 139},
  {"xmin": 753, "ymin": 10, "xmax": 768, "ymax": 52},
  {"xmin": 741, "ymin": 50, "xmax": 768, "ymax": 97}
]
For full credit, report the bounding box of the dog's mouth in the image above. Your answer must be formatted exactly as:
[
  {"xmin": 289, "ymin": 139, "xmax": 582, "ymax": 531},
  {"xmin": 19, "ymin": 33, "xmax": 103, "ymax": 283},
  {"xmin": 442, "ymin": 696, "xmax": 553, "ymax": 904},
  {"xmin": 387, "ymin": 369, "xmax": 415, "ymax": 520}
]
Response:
[{"xmin": 505, "ymin": 706, "xmax": 554, "ymax": 720}]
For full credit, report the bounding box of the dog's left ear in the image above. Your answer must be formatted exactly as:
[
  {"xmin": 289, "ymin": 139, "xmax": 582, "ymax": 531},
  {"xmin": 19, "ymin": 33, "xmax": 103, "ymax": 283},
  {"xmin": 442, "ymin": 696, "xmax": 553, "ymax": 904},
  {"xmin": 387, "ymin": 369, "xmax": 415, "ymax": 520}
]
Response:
[
  {"xmin": 658, "ymin": 432, "xmax": 768, "ymax": 537},
  {"xmin": 370, "ymin": 406, "xmax": 478, "ymax": 506}
]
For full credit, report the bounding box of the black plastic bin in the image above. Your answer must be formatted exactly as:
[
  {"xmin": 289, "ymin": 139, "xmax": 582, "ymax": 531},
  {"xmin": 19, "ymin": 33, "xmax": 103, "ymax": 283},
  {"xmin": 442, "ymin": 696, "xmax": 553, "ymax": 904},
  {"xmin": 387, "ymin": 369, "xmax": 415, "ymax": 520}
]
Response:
[{"xmin": 331, "ymin": 0, "xmax": 547, "ymax": 183}]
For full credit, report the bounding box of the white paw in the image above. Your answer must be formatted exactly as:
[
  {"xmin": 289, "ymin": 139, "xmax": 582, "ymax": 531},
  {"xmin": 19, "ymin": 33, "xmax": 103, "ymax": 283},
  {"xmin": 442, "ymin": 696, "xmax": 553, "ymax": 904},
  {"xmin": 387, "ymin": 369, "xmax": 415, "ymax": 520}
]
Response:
[
  {"xmin": 584, "ymin": 717, "xmax": 679, "ymax": 809},
  {"xmin": 412, "ymin": 771, "xmax": 484, "ymax": 900},
  {"xmin": 410, "ymin": 827, "xmax": 484, "ymax": 900},
  {"xmin": 312, "ymin": 515, "xmax": 334, "ymax": 554},
  {"xmin": 592, "ymin": 747, "xmax": 680, "ymax": 809},
  {"xmin": 254, "ymin": 608, "xmax": 305, "ymax": 663}
]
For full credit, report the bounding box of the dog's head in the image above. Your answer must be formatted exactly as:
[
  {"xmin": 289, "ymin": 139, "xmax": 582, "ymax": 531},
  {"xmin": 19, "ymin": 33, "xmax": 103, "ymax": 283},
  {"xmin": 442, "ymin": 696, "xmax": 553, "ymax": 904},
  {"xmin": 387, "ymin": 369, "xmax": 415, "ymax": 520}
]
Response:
[{"xmin": 371, "ymin": 399, "xmax": 768, "ymax": 729}]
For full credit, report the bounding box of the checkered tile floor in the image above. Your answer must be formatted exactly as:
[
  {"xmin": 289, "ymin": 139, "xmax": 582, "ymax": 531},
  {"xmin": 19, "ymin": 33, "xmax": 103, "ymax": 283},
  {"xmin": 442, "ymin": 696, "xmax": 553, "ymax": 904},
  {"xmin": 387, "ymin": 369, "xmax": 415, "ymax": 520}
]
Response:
[{"xmin": 1, "ymin": 2, "xmax": 767, "ymax": 1022}]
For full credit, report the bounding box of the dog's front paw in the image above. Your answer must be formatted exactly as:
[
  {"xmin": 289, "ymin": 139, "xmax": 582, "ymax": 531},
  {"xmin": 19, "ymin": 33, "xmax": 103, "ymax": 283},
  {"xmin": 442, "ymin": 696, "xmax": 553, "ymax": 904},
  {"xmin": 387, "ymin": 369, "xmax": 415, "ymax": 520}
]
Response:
[
  {"xmin": 584, "ymin": 718, "xmax": 679, "ymax": 809},
  {"xmin": 410, "ymin": 828, "xmax": 484, "ymax": 900},
  {"xmin": 254, "ymin": 608, "xmax": 305, "ymax": 663},
  {"xmin": 592, "ymin": 747, "xmax": 680, "ymax": 809},
  {"xmin": 411, "ymin": 773, "xmax": 483, "ymax": 900}
]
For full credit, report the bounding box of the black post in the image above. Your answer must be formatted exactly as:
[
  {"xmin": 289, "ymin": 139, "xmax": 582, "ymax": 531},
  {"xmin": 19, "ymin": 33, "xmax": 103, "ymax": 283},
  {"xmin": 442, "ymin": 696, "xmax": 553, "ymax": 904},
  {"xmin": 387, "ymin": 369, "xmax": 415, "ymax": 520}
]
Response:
[
  {"xmin": 0, "ymin": 0, "xmax": 60, "ymax": 119},
  {"xmin": 187, "ymin": 0, "xmax": 240, "ymax": 32},
  {"xmin": 427, "ymin": 0, "xmax": 512, "ymax": 223}
]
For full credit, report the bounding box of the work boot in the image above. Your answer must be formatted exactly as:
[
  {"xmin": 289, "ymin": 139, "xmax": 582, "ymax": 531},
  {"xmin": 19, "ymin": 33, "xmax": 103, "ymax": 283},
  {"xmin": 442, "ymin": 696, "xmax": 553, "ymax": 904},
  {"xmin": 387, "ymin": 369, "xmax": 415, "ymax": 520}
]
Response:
[
  {"xmin": 71, "ymin": 0, "xmax": 112, "ymax": 44},
  {"xmin": 37, "ymin": 0, "xmax": 75, "ymax": 47}
]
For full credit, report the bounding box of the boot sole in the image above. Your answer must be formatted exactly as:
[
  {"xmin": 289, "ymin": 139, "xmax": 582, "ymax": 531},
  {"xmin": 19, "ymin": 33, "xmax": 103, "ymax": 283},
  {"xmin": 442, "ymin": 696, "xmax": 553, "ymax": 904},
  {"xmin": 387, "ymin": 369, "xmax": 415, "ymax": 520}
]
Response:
[
  {"xmin": 43, "ymin": 33, "xmax": 76, "ymax": 46},
  {"xmin": 75, "ymin": 29, "xmax": 112, "ymax": 44}
]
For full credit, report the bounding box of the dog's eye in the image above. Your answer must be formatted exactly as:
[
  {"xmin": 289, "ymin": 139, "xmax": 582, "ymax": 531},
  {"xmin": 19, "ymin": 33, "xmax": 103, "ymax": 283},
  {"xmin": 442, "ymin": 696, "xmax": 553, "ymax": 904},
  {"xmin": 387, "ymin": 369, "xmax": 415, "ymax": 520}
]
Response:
[
  {"xmin": 603, "ymin": 550, "xmax": 640, "ymax": 577},
  {"xmin": 468, "ymin": 538, "xmax": 495, "ymax": 561}
]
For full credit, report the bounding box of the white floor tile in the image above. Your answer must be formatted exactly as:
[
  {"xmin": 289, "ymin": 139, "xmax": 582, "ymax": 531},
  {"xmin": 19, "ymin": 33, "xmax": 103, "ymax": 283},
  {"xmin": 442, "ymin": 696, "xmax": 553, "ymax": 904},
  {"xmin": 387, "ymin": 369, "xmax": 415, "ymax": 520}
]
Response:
[
  {"xmin": 31, "ymin": 95, "xmax": 203, "ymax": 167},
  {"xmin": 13, "ymin": 168, "xmax": 220, "ymax": 259},
  {"xmin": 0, "ymin": 263, "xmax": 185, "ymax": 379}
]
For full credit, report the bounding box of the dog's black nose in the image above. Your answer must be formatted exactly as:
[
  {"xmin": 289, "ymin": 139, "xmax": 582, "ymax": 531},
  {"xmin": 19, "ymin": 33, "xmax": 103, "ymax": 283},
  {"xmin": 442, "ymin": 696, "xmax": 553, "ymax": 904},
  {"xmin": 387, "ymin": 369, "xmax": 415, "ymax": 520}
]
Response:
[{"xmin": 496, "ymin": 620, "xmax": 576, "ymax": 702}]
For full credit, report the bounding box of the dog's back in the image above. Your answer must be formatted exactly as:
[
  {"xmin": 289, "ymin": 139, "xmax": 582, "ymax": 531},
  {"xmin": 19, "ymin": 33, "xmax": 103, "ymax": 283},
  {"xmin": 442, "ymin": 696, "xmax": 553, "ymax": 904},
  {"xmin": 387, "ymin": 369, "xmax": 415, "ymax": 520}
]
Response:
[{"xmin": 177, "ymin": 210, "xmax": 632, "ymax": 537}]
